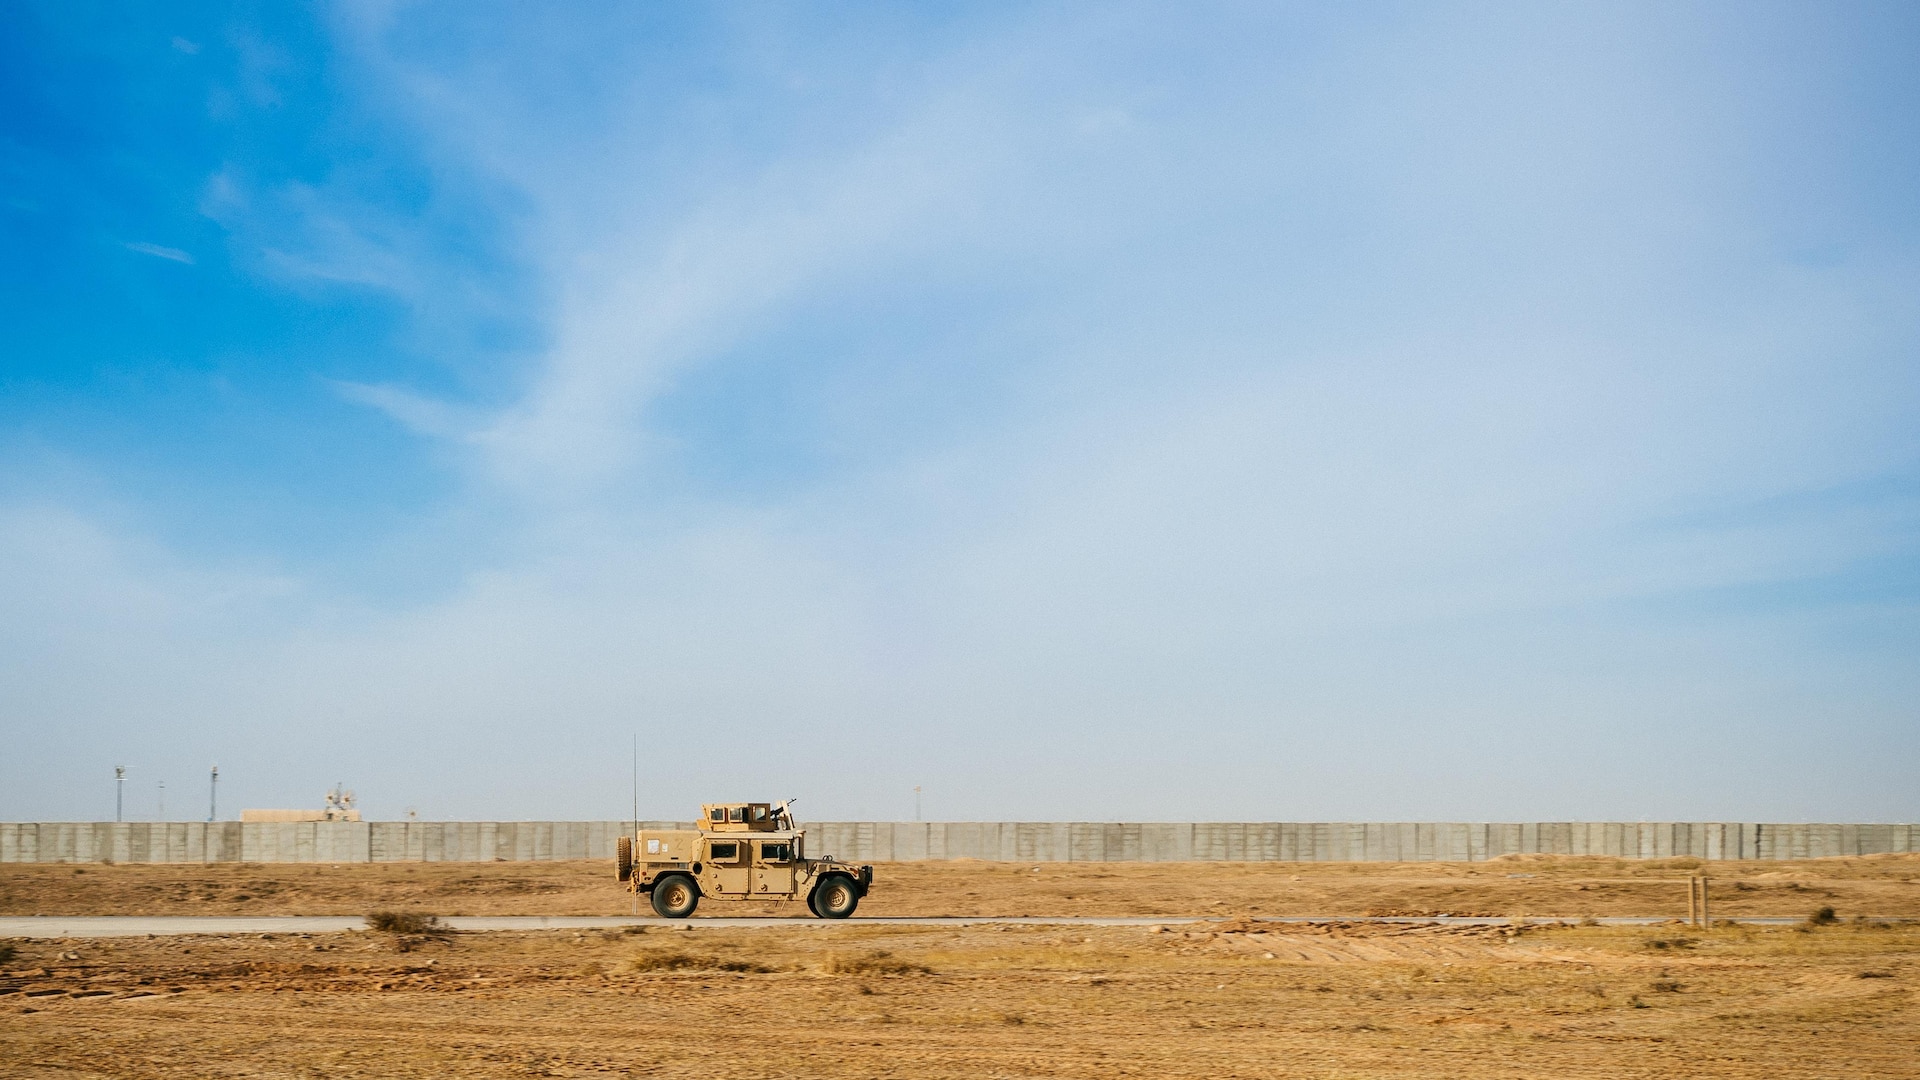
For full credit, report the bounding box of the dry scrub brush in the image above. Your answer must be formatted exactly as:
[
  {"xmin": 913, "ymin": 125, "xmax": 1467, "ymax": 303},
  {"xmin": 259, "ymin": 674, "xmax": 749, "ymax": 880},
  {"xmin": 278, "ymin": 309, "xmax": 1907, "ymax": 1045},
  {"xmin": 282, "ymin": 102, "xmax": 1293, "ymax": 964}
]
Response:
[
  {"xmin": 826, "ymin": 950, "xmax": 934, "ymax": 976},
  {"xmin": 623, "ymin": 951, "xmax": 774, "ymax": 974},
  {"xmin": 365, "ymin": 911, "xmax": 455, "ymax": 952},
  {"xmin": 365, "ymin": 911, "xmax": 444, "ymax": 934}
]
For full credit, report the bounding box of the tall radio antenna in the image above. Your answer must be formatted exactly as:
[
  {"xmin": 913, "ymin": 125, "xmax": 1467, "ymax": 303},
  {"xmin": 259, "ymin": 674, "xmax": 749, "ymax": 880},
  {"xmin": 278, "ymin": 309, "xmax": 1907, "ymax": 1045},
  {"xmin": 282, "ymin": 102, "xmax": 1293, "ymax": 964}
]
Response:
[{"xmin": 630, "ymin": 733, "xmax": 639, "ymax": 918}]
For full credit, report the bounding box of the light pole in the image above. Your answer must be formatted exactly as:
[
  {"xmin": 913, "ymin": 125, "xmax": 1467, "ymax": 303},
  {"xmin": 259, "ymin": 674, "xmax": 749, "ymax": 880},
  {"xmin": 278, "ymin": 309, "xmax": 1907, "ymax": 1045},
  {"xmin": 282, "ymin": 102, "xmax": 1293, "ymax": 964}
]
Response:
[
  {"xmin": 914, "ymin": 786, "xmax": 922, "ymax": 822},
  {"xmin": 208, "ymin": 765, "xmax": 219, "ymax": 822},
  {"xmin": 115, "ymin": 766, "xmax": 125, "ymax": 822},
  {"xmin": 157, "ymin": 780, "xmax": 165, "ymax": 822}
]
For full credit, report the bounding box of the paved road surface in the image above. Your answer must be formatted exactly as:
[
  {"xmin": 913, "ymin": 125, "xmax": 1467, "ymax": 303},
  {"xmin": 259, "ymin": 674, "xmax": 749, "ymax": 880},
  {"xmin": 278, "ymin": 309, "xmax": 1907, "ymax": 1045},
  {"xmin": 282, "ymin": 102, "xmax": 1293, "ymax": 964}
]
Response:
[{"xmin": 0, "ymin": 914, "xmax": 1821, "ymax": 938}]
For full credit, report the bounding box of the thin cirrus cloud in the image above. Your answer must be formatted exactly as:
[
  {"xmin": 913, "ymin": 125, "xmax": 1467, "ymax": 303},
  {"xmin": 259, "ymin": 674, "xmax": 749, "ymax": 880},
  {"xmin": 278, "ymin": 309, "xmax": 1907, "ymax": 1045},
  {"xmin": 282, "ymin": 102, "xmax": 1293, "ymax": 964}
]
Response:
[
  {"xmin": 1, "ymin": 3, "xmax": 1915, "ymax": 824},
  {"xmin": 123, "ymin": 241, "xmax": 195, "ymax": 264}
]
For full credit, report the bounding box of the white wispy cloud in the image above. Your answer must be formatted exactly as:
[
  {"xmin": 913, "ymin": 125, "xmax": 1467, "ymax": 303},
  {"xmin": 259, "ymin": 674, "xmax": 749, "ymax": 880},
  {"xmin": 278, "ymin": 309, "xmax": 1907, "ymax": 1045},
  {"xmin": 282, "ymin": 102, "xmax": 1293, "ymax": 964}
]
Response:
[
  {"xmin": 124, "ymin": 241, "xmax": 194, "ymax": 264},
  {"xmin": 330, "ymin": 380, "xmax": 484, "ymax": 442},
  {"xmin": 201, "ymin": 171, "xmax": 416, "ymax": 294},
  {"xmin": 476, "ymin": 101, "xmax": 1017, "ymax": 499}
]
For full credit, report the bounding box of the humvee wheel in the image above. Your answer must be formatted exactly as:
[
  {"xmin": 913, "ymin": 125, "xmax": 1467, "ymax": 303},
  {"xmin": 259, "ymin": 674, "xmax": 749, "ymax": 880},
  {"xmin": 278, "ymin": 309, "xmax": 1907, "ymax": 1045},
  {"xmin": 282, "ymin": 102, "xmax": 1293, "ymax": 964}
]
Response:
[
  {"xmin": 616, "ymin": 836, "xmax": 633, "ymax": 882},
  {"xmin": 651, "ymin": 874, "xmax": 699, "ymax": 919},
  {"xmin": 812, "ymin": 875, "xmax": 859, "ymax": 919}
]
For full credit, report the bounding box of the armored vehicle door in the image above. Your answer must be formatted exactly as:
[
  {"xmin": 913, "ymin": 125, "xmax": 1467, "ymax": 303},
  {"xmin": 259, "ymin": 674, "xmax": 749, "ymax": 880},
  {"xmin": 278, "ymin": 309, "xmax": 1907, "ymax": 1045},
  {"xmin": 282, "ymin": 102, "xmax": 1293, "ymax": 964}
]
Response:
[
  {"xmin": 705, "ymin": 838, "xmax": 751, "ymax": 895},
  {"xmin": 753, "ymin": 839, "xmax": 796, "ymax": 896}
]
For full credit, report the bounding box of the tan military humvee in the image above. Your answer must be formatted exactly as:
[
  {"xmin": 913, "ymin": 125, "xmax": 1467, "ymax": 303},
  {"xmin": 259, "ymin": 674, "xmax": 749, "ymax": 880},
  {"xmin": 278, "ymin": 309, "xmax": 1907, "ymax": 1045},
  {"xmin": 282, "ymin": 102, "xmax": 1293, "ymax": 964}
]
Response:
[{"xmin": 616, "ymin": 801, "xmax": 873, "ymax": 919}]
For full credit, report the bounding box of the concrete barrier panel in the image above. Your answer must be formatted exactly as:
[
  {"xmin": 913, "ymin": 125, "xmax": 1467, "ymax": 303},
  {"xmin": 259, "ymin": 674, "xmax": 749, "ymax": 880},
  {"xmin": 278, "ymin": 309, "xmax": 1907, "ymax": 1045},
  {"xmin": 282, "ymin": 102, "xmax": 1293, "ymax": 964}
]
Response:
[
  {"xmin": 938, "ymin": 822, "xmax": 980, "ymax": 861},
  {"xmin": 885, "ymin": 822, "xmax": 918, "ymax": 861},
  {"xmin": 1067, "ymin": 823, "xmax": 1101, "ymax": 862},
  {"xmin": 1012, "ymin": 823, "xmax": 1041, "ymax": 861},
  {"xmin": 1769, "ymin": 824, "xmax": 1796, "ymax": 860}
]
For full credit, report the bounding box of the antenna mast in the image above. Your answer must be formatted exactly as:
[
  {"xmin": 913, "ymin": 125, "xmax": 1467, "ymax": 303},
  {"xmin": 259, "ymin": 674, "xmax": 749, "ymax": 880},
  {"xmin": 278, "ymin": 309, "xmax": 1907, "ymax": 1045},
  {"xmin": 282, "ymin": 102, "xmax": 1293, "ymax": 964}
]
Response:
[{"xmin": 631, "ymin": 733, "xmax": 639, "ymax": 917}]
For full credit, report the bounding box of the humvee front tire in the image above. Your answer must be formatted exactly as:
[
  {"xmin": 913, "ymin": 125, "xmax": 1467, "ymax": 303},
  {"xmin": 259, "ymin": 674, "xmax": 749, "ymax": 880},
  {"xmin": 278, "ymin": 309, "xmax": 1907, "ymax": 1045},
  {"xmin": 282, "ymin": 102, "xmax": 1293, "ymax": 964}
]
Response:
[
  {"xmin": 651, "ymin": 874, "xmax": 699, "ymax": 919},
  {"xmin": 812, "ymin": 875, "xmax": 859, "ymax": 919}
]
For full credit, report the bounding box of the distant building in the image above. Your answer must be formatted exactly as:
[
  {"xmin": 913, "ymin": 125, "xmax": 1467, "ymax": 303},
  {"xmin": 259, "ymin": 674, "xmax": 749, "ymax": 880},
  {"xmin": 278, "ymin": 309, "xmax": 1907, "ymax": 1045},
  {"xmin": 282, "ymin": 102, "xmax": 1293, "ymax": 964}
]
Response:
[
  {"xmin": 240, "ymin": 803, "xmax": 360, "ymax": 818},
  {"xmin": 242, "ymin": 784, "xmax": 360, "ymax": 822}
]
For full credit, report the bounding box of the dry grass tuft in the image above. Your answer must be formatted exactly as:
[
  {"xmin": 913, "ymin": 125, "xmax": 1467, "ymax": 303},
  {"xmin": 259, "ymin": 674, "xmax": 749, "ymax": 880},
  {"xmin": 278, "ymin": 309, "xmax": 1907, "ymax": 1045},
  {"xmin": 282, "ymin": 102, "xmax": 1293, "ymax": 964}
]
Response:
[
  {"xmin": 1804, "ymin": 906, "xmax": 1839, "ymax": 927},
  {"xmin": 624, "ymin": 951, "xmax": 774, "ymax": 974},
  {"xmin": 366, "ymin": 911, "xmax": 444, "ymax": 934},
  {"xmin": 827, "ymin": 950, "xmax": 934, "ymax": 976}
]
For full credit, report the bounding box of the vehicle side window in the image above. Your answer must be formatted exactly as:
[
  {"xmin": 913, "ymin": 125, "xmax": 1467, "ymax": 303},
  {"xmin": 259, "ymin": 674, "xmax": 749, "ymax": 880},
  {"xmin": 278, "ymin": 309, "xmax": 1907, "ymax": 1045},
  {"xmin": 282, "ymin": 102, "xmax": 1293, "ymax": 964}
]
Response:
[
  {"xmin": 751, "ymin": 806, "xmax": 768, "ymax": 822},
  {"xmin": 728, "ymin": 806, "xmax": 745, "ymax": 823},
  {"xmin": 708, "ymin": 841, "xmax": 739, "ymax": 861},
  {"xmin": 709, "ymin": 808, "xmax": 725, "ymax": 822},
  {"xmin": 760, "ymin": 842, "xmax": 790, "ymax": 862}
]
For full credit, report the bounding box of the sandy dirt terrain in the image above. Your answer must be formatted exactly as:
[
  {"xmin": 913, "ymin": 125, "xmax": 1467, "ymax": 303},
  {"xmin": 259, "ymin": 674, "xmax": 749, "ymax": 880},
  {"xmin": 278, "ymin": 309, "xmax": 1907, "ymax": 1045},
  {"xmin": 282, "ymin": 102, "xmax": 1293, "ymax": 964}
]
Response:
[
  {"xmin": 3, "ymin": 916, "xmax": 1916, "ymax": 1078},
  {"xmin": 5, "ymin": 854, "xmax": 1919, "ymax": 920}
]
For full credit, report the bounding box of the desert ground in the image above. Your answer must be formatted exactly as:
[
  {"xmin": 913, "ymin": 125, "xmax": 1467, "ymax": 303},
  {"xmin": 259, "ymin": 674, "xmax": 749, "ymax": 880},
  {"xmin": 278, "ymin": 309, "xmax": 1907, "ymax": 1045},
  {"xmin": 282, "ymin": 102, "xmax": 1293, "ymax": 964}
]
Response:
[
  {"xmin": 3, "ymin": 854, "xmax": 1919, "ymax": 920},
  {"xmin": 4, "ymin": 856, "xmax": 1917, "ymax": 1077}
]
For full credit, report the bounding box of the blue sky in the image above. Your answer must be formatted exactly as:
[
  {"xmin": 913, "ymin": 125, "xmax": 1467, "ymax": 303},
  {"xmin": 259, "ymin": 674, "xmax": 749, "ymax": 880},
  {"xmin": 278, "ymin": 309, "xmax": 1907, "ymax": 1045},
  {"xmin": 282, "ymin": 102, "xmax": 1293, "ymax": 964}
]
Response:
[{"xmin": 2, "ymin": 2, "xmax": 1916, "ymax": 823}]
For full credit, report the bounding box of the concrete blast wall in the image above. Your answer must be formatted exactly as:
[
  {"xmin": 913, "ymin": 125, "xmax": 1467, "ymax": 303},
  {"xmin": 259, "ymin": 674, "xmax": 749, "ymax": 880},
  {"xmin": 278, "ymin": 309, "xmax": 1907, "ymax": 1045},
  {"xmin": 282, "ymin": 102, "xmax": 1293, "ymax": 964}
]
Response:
[
  {"xmin": 2, "ymin": 821, "xmax": 1916, "ymax": 864},
  {"xmin": 805, "ymin": 821, "xmax": 1920, "ymax": 863},
  {"xmin": 0, "ymin": 821, "xmax": 682, "ymax": 864}
]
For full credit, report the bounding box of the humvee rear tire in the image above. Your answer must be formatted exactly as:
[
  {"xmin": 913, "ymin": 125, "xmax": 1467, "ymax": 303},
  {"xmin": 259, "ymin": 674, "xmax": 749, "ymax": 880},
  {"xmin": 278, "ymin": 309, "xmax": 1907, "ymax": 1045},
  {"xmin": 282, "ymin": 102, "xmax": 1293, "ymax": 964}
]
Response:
[
  {"xmin": 651, "ymin": 874, "xmax": 699, "ymax": 919},
  {"xmin": 812, "ymin": 875, "xmax": 859, "ymax": 919},
  {"xmin": 616, "ymin": 836, "xmax": 633, "ymax": 882}
]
